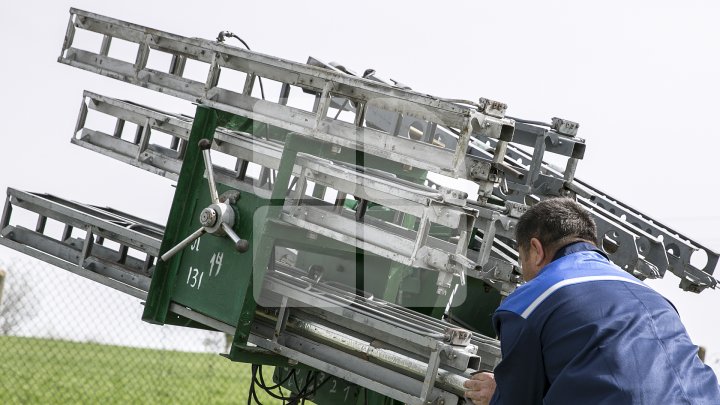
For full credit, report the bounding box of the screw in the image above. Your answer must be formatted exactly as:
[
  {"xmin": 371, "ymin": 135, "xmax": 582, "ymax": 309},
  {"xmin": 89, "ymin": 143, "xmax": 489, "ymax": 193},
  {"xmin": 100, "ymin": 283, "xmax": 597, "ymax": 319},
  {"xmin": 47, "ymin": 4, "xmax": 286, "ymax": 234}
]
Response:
[{"xmin": 199, "ymin": 207, "xmax": 217, "ymax": 227}]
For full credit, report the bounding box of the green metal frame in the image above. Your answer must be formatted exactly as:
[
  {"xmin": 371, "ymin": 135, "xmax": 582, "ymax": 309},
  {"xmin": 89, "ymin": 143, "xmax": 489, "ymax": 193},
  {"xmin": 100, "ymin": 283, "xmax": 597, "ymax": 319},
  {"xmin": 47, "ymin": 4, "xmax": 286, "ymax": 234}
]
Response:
[
  {"xmin": 139, "ymin": 106, "xmax": 497, "ymax": 405},
  {"xmin": 143, "ymin": 106, "xmax": 264, "ymax": 343}
]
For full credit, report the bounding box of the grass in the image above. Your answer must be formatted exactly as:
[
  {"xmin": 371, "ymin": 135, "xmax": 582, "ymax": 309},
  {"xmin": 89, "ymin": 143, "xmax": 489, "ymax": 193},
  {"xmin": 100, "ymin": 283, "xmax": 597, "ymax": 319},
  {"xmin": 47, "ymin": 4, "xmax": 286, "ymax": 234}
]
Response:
[{"xmin": 0, "ymin": 335, "xmax": 284, "ymax": 404}]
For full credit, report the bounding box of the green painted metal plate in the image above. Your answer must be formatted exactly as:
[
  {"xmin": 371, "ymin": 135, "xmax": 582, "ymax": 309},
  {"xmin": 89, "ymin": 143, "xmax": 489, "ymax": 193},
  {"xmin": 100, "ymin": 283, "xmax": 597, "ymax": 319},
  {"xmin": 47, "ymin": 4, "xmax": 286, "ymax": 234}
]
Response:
[{"xmin": 171, "ymin": 188, "xmax": 265, "ymax": 326}]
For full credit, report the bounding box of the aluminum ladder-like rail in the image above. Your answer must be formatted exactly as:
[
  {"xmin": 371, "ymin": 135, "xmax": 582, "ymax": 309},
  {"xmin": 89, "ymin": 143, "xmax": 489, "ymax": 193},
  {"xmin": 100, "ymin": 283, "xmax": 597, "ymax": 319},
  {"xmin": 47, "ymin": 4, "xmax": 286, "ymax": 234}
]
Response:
[
  {"xmin": 74, "ymin": 91, "xmax": 523, "ymax": 293},
  {"xmin": 73, "ymin": 91, "xmax": 522, "ymax": 291},
  {"xmin": 72, "ymin": 89, "xmax": 718, "ymax": 294},
  {"xmin": 326, "ymin": 60, "xmax": 719, "ymax": 291},
  {"xmin": 59, "ymin": 8, "xmax": 514, "ymax": 181},
  {"xmin": 57, "ymin": 8, "xmax": 717, "ymax": 291},
  {"xmin": 0, "ymin": 188, "xmax": 499, "ymax": 405}
]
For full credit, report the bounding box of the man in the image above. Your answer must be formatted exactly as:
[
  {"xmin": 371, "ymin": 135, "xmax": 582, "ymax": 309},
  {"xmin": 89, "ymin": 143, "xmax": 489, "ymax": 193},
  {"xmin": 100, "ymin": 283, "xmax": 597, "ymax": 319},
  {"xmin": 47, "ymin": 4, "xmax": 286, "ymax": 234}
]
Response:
[{"xmin": 464, "ymin": 198, "xmax": 720, "ymax": 404}]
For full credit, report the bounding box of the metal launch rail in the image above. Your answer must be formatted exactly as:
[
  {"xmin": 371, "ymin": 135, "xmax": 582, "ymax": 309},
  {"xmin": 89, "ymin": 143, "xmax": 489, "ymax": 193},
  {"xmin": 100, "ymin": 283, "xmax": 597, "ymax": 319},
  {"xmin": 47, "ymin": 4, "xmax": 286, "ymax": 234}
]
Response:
[{"xmin": 0, "ymin": 7, "xmax": 717, "ymax": 405}]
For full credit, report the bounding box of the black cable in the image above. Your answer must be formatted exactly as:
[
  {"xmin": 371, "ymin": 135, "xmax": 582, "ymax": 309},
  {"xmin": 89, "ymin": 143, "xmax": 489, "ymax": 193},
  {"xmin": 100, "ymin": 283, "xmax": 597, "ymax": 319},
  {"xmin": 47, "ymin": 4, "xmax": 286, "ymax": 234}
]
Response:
[
  {"xmin": 248, "ymin": 365, "xmax": 298, "ymax": 404},
  {"xmin": 258, "ymin": 365, "xmax": 294, "ymax": 391},
  {"xmin": 295, "ymin": 371, "xmax": 332, "ymax": 399},
  {"xmin": 247, "ymin": 381, "xmax": 253, "ymax": 405},
  {"xmin": 251, "ymin": 385, "xmax": 262, "ymax": 405},
  {"xmin": 250, "ymin": 364, "xmax": 333, "ymax": 404},
  {"xmin": 291, "ymin": 369, "xmax": 301, "ymax": 396},
  {"xmin": 253, "ymin": 366, "xmax": 295, "ymax": 401},
  {"xmin": 292, "ymin": 371, "xmax": 332, "ymax": 402},
  {"xmin": 282, "ymin": 369, "xmax": 318, "ymax": 405},
  {"xmin": 223, "ymin": 32, "xmax": 252, "ymax": 53},
  {"xmin": 216, "ymin": 31, "xmax": 266, "ymax": 100},
  {"xmin": 248, "ymin": 365, "xmax": 262, "ymax": 405},
  {"xmin": 287, "ymin": 371, "xmax": 313, "ymax": 405},
  {"xmin": 505, "ymin": 115, "xmax": 552, "ymax": 128}
]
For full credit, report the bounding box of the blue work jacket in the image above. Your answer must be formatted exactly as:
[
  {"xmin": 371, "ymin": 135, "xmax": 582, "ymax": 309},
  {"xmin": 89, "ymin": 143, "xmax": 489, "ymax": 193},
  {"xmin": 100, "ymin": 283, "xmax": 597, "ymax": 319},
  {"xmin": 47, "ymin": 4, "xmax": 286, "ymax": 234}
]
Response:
[{"xmin": 490, "ymin": 242, "xmax": 720, "ymax": 404}]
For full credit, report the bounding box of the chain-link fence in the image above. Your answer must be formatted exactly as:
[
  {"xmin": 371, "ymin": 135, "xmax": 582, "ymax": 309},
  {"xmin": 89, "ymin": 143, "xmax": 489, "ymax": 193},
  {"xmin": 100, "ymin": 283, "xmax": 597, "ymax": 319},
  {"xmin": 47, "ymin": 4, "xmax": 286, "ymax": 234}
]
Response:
[
  {"xmin": 0, "ymin": 255, "xmax": 279, "ymax": 404},
  {"xmin": 2, "ymin": 255, "xmax": 719, "ymax": 404}
]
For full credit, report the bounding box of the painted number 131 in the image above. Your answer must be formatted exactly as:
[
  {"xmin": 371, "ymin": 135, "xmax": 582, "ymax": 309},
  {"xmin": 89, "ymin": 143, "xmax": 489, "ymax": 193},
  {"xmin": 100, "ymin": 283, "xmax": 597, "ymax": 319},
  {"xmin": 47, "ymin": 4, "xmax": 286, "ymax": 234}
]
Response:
[{"xmin": 187, "ymin": 267, "xmax": 204, "ymax": 289}]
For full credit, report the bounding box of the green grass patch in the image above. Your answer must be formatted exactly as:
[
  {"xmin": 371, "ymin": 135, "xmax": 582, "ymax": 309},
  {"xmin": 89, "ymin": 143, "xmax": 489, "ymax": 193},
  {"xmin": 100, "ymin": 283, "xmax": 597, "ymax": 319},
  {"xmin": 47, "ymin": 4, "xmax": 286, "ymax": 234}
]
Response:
[{"xmin": 0, "ymin": 335, "xmax": 283, "ymax": 404}]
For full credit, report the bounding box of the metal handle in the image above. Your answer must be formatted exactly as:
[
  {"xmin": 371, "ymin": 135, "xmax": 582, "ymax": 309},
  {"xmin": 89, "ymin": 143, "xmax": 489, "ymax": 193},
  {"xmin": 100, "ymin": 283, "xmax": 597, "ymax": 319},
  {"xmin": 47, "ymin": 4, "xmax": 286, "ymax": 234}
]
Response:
[
  {"xmin": 222, "ymin": 223, "xmax": 249, "ymax": 253},
  {"xmin": 160, "ymin": 138, "xmax": 249, "ymax": 262},
  {"xmin": 161, "ymin": 227, "xmax": 206, "ymax": 262},
  {"xmin": 198, "ymin": 139, "xmax": 219, "ymax": 203}
]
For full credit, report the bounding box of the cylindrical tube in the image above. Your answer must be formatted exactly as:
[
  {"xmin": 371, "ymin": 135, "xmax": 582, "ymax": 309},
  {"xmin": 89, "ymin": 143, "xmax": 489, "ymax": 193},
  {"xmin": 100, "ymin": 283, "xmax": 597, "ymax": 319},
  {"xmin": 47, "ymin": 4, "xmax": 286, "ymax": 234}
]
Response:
[{"xmin": 255, "ymin": 310, "xmax": 470, "ymax": 396}]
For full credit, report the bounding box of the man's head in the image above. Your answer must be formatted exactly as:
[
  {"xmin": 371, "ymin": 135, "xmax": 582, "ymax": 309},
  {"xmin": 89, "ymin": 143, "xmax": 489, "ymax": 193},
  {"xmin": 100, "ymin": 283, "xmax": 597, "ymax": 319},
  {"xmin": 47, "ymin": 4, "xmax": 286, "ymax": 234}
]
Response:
[{"xmin": 515, "ymin": 198, "xmax": 598, "ymax": 281}]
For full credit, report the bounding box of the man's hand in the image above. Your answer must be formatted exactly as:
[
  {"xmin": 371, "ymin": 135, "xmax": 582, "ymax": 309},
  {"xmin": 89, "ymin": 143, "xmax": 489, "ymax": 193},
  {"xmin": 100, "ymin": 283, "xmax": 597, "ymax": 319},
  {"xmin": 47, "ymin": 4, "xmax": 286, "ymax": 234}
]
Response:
[{"xmin": 463, "ymin": 371, "xmax": 496, "ymax": 405}]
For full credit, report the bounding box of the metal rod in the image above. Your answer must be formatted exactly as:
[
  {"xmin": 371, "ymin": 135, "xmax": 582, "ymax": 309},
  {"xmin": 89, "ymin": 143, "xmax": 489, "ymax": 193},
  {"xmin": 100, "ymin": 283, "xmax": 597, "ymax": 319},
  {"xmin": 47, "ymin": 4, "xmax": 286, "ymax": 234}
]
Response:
[
  {"xmin": 221, "ymin": 223, "xmax": 249, "ymax": 253},
  {"xmin": 160, "ymin": 227, "xmax": 205, "ymax": 262},
  {"xmin": 201, "ymin": 147, "xmax": 220, "ymax": 203},
  {"xmin": 254, "ymin": 310, "xmax": 470, "ymax": 397}
]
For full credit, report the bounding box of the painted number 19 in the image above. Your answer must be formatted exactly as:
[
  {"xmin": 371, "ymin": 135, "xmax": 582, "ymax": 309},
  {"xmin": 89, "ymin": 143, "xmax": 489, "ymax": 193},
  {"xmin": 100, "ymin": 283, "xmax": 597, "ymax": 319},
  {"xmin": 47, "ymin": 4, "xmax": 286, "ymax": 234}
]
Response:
[{"xmin": 209, "ymin": 252, "xmax": 223, "ymax": 276}]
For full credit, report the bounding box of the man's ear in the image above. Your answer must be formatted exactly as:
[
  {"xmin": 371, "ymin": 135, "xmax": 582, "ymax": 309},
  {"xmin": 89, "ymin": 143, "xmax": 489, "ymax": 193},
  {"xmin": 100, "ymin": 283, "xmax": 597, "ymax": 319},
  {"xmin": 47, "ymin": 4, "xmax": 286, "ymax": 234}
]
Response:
[{"xmin": 530, "ymin": 237, "xmax": 545, "ymax": 267}]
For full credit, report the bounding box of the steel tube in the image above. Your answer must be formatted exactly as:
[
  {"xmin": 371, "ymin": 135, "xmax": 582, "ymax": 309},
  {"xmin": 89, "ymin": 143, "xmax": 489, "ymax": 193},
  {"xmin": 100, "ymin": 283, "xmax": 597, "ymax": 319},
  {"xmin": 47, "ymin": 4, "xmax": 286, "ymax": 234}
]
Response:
[{"xmin": 255, "ymin": 310, "xmax": 470, "ymax": 396}]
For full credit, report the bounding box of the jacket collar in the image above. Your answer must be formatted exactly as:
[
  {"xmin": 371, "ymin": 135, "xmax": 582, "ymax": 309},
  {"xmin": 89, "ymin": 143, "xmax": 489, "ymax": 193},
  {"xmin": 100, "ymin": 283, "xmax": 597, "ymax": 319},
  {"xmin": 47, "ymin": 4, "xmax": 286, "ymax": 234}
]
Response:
[{"xmin": 551, "ymin": 241, "xmax": 609, "ymax": 262}]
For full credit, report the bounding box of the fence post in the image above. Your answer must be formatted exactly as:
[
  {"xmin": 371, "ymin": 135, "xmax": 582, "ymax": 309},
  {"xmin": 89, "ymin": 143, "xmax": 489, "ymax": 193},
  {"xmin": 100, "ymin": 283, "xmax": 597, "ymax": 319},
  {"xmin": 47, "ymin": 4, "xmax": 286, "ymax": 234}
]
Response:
[{"xmin": 0, "ymin": 268, "xmax": 5, "ymax": 305}]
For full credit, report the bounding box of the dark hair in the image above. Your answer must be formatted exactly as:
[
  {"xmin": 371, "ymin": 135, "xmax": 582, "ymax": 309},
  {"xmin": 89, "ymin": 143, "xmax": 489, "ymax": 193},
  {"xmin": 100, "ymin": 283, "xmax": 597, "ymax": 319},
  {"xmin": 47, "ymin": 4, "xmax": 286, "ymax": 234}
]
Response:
[{"xmin": 515, "ymin": 198, "xmax": 598, "ymax": 253}]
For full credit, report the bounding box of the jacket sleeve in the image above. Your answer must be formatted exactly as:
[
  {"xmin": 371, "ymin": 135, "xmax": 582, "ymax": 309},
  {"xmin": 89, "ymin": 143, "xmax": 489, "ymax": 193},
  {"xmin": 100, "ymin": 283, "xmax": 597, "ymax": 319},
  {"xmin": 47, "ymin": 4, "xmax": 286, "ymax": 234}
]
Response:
[{"xmin": 490, "ymin": 310, "xmax": 547, "ymax": 405}]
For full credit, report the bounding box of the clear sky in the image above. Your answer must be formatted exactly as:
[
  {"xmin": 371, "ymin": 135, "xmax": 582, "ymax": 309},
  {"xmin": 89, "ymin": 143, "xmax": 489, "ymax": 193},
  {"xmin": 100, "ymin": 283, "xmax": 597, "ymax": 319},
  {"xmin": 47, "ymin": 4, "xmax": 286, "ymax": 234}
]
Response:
[{"xmin": 1, "ymin": 0, "xmax": 718, "ymax": 371}]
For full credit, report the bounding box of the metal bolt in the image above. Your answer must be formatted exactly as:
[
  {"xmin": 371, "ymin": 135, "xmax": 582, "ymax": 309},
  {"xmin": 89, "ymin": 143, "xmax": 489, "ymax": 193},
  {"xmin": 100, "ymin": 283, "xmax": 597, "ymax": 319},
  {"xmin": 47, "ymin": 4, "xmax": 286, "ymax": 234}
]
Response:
[{"xmin": 199, "ymin": 207, "xmax": 217, "ymax": 227}]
